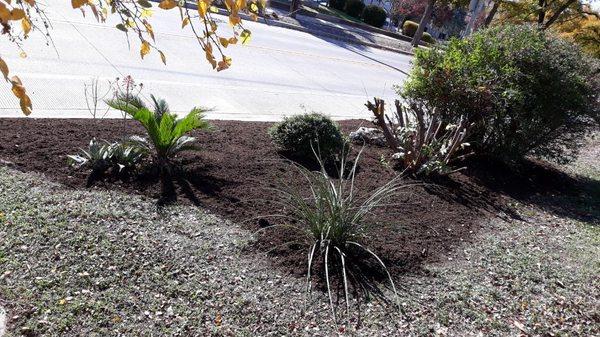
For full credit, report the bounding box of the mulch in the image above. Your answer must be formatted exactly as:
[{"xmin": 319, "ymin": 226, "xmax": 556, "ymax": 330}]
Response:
[{"xmin": 0, "ymin": 118, "xmax": 582, "ymax": 278}]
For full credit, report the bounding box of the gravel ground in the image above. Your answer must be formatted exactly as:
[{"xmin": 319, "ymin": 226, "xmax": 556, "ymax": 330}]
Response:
[{"xmin": 0, "ymin": 135, "xmax": 598, "ymax": 336}]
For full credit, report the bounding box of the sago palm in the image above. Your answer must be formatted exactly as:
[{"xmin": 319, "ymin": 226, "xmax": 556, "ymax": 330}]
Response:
[{"xmin": 107, "ymin": 94, "xmax": 211, "ymax": 199}]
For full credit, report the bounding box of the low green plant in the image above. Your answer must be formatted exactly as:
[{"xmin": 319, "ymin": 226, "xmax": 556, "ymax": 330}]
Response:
[
  {"xmin": 68, "ymin": 138, "xmax": 113, "ymax": 171},
  {"xmin": 269, "ymin": 149, "xmax": 402, "ymax": 322},
  {"xmin": 362, "ymin": 5, "xmax": 386, "ymax": 28},
  {"xmin": 107, "ymin": 94, "xmax": 211, "ymax": 198},
  {"xmin": 421, "ymin": 32, "xmax": 435, "ymax": 44},
  {"xmin": 402, "ymin": 20, "xmax": 418, "ymax": 37},
  {"xmin": 68, "ymin": 138, "xmax": 147, "ymax": 173},
  {"xmin": 344, "ymin": 0, "xmax": 365, "ymax": 18},
  {"xmin": 68, "ymin": 138, "xmax": 148, "ymax": 186},
  {"xmin": 268, "ymin": 113, "xmax": 347, "ymax": 163},
  {"xmin": 328, "ymin": 0, "xmax": 346, "ymax": 11}
]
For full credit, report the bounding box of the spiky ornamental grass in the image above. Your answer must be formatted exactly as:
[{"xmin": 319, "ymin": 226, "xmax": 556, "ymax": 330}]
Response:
[{"xmin": 267, "ymin": 149, "xmax": 405, "ymax": 323}]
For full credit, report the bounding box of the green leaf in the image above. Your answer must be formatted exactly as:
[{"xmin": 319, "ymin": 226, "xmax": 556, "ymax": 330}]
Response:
[
  {"xmin": 137, "ymin": 0, "xmax": 153, "ymax": 8},
  {"xmin": 116, "ymin": 23, "xmax": 128, "ymax": 32}
]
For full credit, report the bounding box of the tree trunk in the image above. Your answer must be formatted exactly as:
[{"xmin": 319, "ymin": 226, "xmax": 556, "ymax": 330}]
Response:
[
  {"xmin": 537, "ymin": 0, "xmax": 546, "ymax": 26},
  {"xmin": 290, "ymin": 0, "xmax": 300, "ymax": 18},
  {"xmin": 542, "ymin": 0, "xmax": 577, "ymax": 29},
  {"xmin": 483, "ymin": 1, "xmax": 499, "ymax": 27},
  {"xmin": 411, "ymin": 0, "xmax": 435, "ymax": 47}
]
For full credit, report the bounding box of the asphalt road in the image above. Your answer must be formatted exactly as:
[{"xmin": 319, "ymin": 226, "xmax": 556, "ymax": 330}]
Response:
[{"xmin": 0, "ymin": 0, "xmax": 413, "ymax": 120}]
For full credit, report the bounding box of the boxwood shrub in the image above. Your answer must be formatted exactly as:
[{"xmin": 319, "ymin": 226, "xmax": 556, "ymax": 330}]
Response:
[
  {"xmin": 362, "ymin": 5, "xmax": 386, "ymax": 28},
  {"xmin": 328, "ymin": 0, "xmax": 346, "ymax": 11},
  {"xmin": 344, "ymin": 0, "xmax": 365, "ymax": 18},
  {"xmin": 268, "ymin": 113, "xmax": 347, "ymax": 162},
  {"xmin": 402, "ymin": 20, "xmax": 418, "ymax": 37},
  {"xmin": 422, "ymin": 32, "xmax": 435, "ymax": 44},
  {"xmin": 402, "ymin": 24, "xmax": 599, "ymax": 162}
]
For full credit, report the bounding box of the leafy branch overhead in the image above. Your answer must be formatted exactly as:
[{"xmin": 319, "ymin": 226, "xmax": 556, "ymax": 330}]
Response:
[{"xmin": 1, "ymin": 0, "xmax": 262, "ymax": 115}]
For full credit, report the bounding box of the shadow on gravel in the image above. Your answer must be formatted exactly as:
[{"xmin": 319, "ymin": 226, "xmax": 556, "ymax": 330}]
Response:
[{"xmin": 461, "ymin": 156, "xmax": 600, "ymax": 225}]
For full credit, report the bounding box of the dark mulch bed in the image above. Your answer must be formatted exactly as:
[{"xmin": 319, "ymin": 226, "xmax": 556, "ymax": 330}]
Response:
[{"xmin": 0, "ymin": 118, "xmax": 586, "ymax": 278}]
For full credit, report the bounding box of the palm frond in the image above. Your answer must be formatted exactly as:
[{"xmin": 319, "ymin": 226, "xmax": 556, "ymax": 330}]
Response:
[
  {"xmin": 173, "ymin": 107, "xmax": 211, "ymax": 140},
  {"xmin": 150, "ymin": 94, "xmax": 170, "ymax": 120}
]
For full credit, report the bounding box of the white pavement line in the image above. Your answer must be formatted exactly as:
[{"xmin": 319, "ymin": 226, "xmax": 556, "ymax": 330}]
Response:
[{"xmin": 10, "ymin": 72, "xmax": 366, "ymax": 98}]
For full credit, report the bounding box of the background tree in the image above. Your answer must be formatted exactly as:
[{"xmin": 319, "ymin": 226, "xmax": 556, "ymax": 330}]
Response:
[
  {"xmin": 555, "ymin": 8, "xmax": 600, "ymax": 57},
  {"xmin": 492, "ymin": 0, "xmax": 598, "ymax": 29},
  {"xmin": 0, "ymin": 0, "xmax": 261, "ymax": 116},
  {"xmin": 409, "ymin": 0, "xmax": 468, "ymax": 46}
]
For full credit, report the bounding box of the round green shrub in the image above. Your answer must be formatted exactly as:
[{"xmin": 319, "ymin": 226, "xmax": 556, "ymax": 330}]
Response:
[
  {"xmin": 362, "ymin": 5, "xmax": 387, "ymax": 28},
  {"xmin": 402, "ymin": 20, "xmax": 418, "ymax": 37},
  {"xmin": 421, "ymin": 32, "xmax": 435, "ymax": 44},
  {"xmin": 402, "ymin": 24, "xmax": 599, "ymax": 162},
  {"xmin": 344, "ymin": 0, "xmax": 365, "ymax": 18},
  {"xmin": 268, "ymin": 113, "xmax": 347, "ymax": 161},
  {"xmin": 328, "ymin": 0, "xmax": 346, "ymax": 11}
]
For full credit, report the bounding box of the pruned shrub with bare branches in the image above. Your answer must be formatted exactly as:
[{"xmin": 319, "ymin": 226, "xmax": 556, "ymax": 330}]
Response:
[{"xmin": 365, "ymin": 98, "xmax": 471, "ymax": 175}]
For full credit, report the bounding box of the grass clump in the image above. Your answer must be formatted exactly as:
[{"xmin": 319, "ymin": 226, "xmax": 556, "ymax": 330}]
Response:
[{"xmin": 270, "ymin": 149, "xmax": 404, "ymax": 322}]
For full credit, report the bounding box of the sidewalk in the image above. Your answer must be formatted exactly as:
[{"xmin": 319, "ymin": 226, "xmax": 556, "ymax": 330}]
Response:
[
  {"xmin": 178, "ymin": 0, "xmax": 415, "ymax": 55},
  {"xmin": 272, "ymin": 9, "xmax": 415, "ymax": 55}
]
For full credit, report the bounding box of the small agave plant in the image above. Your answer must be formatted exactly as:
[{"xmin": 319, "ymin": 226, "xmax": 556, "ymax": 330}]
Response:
[
  {"xmin": 68, "ymin": 138, "xmax": 147, "ymax": 186},
  {"xmin": 106, "ymin": 94, "xmax": 211, "ymax": 199},
  {"xmin": 270, "ymin": 148, "xmax": 404, "ymax": 323}
]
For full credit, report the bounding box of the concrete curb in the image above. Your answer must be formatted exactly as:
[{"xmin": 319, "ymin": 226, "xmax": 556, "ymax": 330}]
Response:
[
  {"xmin": 265, "ymin": 19, "xmax": 415, "ymax": 55},
  {"xmin": 160, "ymin": 0, "xmax": 415, "ymax": 56}
]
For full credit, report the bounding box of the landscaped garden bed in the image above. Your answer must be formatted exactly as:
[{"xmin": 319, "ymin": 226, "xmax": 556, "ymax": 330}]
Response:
[
  {"xmin": 0, "ymin": 117, "xmax": 595, "ymax": 276},
  {"xmin": 0, "ymin": 117, "xmax": 598, "ymax": 336}
]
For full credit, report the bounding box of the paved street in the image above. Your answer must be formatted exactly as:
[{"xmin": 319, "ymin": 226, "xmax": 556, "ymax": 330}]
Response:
[{"xmin": 0, "ymin": 0, "xmax": 413, "ymax": 121}]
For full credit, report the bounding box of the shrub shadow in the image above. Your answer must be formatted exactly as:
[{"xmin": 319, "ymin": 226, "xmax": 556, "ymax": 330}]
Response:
[{"xmin": 460, "ymin": 156, "xmax": 600, "ymax": 225}]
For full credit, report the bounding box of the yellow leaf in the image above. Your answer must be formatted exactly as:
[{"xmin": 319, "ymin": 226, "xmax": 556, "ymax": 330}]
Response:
[
  {"xmin": 19, "ymin": 51, "xmax": 27, "ymax": 58},
  {"xmin": 158, "ymin": 0, "xmax": 177, "ymax": 10},
  {"xmin": 219, "ymin": 37, "xmax": 229, "ymax": 48},
  {"xmin": 140, "ymin": 41, "xmax": 150, "ymax": 59},
  {"xmin": 209, "ymin": 5, "xmax": 219, "ymax": 13},
  {"xmin": 198, "ymin": 0, "xmax": 208, "ymax": 17},
  {"xmin": 20, "ymin": 91, "xmax": 32, "ymax": 115},
  {"xmin": 71, "ymin": 0, "xmax": 87, "ymax": 9},
  {"xmin": 0, "ymin": 5, "xmax": 10, "ymax": 22},
  {"xmin": 140, "ymin": 8, "xmax": 153, "ymax": 18},
  {"xmin": 11, "ymin": 76, "xmax": 32, "ymax": 116},
  {"xmin": 250, "ymin": 3, "xmax": 258, "ymax": 12},
  {"xmin": 181, "ymin": 16, "xmax": 189, "ymax": 28},
  {"xmin": 228, "ymin": 15, "xmax": 240, "ymax": 26},
  {"xmin": 217, "ymin": 56, "xmax": 232, "ymax": 71},
  {"xmin": 144, "ymin": 21, "xmax": 155, "ymax": 41},
  {"xmin": 10, "ymin": 8, "xmax": 25, "ymax": 20},
  {"xmin": 159, "ymin": 50, "xmax": 166, "ymax": 65},
  {"xmin": 236, "ymin": 0, "xmax": 246, "ymax": 10},
  {"xmin": 240, "ymin": 29, "xmax": 251, "ymax": 44},
  {"xmin": 0, "ymin": 57, "xmax": 9, "ymax": 80},
  {"xmin": 21, "ymin": 18, "xmax": 31, "ymax": 36}
]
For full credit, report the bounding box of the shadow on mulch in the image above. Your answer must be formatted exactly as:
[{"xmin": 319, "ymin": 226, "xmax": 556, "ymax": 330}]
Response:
[{"xmin": 0, "ymin": 117, "xmax": 593, "ymax": 283}]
